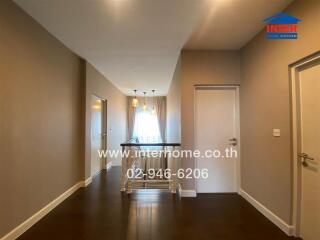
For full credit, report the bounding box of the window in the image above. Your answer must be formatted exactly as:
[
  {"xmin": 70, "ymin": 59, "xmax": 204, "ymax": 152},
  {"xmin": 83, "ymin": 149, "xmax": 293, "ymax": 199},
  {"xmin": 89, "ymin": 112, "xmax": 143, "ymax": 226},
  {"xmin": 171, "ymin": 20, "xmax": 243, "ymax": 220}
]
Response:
[{"xmin": 133, "ymin": 108, "xmax": 162, "ymax": 143}]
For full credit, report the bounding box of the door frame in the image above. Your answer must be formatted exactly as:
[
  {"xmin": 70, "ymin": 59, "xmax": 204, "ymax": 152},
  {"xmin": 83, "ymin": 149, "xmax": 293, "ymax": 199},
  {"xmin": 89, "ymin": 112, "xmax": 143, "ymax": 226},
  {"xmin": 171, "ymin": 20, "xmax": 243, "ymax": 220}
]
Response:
[
  {"xmin": 101, "ymin": 97, "xmax": 108, "ymax": 169},
  {"xmin": 290, "ymin": 51, "xmax": 320, "ymax": 237},
  {"xmin": 90, "ymin": 94, "xmax": 108, "ymax": 177},
  {"xmin": 194, "ymin": 85, "xmax": 241, "ymax": 194}
]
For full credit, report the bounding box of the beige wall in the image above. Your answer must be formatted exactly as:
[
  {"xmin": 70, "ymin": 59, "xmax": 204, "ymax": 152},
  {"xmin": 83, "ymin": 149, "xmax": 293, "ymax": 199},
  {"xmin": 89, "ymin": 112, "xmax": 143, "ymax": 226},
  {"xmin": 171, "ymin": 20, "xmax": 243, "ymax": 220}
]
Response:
[
  {"xmin": 181, "ymin": 50, "xmax": 240, "ymax": 189},
  {"xmin": 166, "ymin": 58, "xmax": 181, "ymax": 143},
  {"xmin": 240, "ymin": 0, "xmax": 320, "ymax": 223},
  {"xmin": 85, "ymin": 63, "xmax": 127, "ymax": 176},
  {"xmin": 0, "ymin": 0, "xmax": 85, "ymax": 237}
]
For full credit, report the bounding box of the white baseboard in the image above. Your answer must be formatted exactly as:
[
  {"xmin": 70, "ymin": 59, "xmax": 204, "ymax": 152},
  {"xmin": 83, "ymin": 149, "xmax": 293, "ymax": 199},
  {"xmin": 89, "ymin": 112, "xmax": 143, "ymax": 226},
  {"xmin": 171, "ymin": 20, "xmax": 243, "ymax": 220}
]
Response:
[
  {"xmin": 178, "ymin": 184, "xmax": 197, "ymax": 197},
  {"xmin": 83, "ymin": 177, "xmax": 92, "ymax": 187},
  {"xmin": 92, "ymin": 162, "xmax": 112, "ymax": 179},
  {"xmin": 1, "ymin": 180, "xmax": 88, "ymax": 240},
  {"xmin": 239, "ymin": 189, "xmax": 294, "ymax": 236},
  {"xmin": 106, "ymin": 161, "xmax": 112, "ymax": 171}
]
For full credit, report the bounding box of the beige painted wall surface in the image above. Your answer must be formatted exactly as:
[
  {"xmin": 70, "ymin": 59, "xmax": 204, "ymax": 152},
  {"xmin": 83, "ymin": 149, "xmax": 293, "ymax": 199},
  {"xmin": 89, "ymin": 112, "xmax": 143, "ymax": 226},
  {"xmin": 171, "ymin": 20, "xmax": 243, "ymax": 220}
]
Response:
[
  {"xmin": 85, "ymin": 62, "xmax": 127, "ymax": 177},
  {"xmin": 181, "ymin": 50, "xmax": 240, "ymax": 189},
  {"xmin": 166, "ymin": 58, "xmax": 181, "ymax": 143},
  {"xmin": 0, "ymin": 0, "xmax": 85, "ymax": 237},
  {"xmin": 240, "ymin": 0, "xmax": 320, "ymax": 223},
  {"xmin": 166, "ymin": 58, "xmax": 182, "ymax": 185}
]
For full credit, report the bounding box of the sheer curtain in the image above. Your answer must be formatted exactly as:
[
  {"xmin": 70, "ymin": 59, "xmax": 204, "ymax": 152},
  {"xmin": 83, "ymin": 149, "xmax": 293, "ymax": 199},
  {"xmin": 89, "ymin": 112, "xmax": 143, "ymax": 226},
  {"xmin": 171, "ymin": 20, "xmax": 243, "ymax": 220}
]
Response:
[
  {"xmin": 154, "ymin": 97, "xmax": 166, "ymax": 142},
  {"xmin": 133, "ymin": 105, "xmax": 162, "ymax": 143},
  {"xmin": 131, "ymin": 97, "xmax": 165, "ymax": 170}
]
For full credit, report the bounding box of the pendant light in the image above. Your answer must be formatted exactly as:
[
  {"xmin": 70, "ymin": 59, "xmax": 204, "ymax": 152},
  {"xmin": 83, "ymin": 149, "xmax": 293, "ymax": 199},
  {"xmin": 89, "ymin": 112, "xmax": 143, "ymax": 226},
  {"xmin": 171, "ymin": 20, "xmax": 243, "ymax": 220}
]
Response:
[
  {"xmin": 142, "ymin": 92, "xmax": 147, "ymax": 111},
  {"xmin": 151, "ymin": 90, "xmax": 156, "ymax": 115},
  {"xmin": 132, "ymin": 90, "xmax": 138, "ymax": 108}
]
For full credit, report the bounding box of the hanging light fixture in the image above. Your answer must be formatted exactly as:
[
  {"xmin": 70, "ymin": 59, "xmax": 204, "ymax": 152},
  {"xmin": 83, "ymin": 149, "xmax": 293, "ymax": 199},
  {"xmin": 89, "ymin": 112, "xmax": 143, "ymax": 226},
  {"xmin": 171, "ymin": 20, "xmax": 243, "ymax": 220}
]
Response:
[
  {"xmin": 142, "ymin": 92, "xmax": 147, "ymax": 111},
  {"xmin": 151, "ymin": 90, "xmax": 156, "ymax": 115},
  {"xmin": 132, "ymin": 90, "xmax": 139, "ymax": 108}
]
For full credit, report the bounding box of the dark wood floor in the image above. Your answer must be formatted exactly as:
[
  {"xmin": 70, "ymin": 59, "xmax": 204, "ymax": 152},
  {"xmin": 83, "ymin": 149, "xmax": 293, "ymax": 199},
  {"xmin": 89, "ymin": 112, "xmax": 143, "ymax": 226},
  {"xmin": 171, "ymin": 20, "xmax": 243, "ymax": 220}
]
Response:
[{"xmin": 19, "ymin": 167, "xmax": 298, "ymax": 240}]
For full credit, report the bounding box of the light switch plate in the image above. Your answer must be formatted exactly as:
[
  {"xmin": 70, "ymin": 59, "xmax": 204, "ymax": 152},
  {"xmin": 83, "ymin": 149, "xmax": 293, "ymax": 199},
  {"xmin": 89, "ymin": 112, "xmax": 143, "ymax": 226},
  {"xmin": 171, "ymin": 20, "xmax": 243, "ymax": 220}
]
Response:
[{"xmin": 273, "ymin": 129, "xmax": 281, "ymax": 137}]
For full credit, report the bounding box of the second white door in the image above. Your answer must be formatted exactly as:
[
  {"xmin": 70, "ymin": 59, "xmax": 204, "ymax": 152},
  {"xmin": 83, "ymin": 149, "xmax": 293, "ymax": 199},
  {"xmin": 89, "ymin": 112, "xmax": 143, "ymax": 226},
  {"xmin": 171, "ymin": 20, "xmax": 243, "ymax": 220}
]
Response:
[
  {"xmin": 297, "ymin": 61, "xmax": 320, "ymax": 240},
  {"xmin": 91, "ymin": 95, "xmax": 104, "ymax": 177},
  {"xmin": 195, "ymin": 87, "xmax": 239, "ymax": 193}
]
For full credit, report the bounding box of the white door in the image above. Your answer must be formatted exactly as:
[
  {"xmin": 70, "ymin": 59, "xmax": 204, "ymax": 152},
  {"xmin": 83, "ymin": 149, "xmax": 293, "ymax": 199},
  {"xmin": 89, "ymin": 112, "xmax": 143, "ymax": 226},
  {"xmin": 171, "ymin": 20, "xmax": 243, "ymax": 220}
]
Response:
[
  {"xmin": 298, "ymin": 62, "xmax": 320, "ymax": 240},
  {"xmin": 195, "ymin": 87, "xmax": 239, "ymax": 193},
  {"xmin": 91, "ymin": 95, "xmax": 103, "ymax": 176}
]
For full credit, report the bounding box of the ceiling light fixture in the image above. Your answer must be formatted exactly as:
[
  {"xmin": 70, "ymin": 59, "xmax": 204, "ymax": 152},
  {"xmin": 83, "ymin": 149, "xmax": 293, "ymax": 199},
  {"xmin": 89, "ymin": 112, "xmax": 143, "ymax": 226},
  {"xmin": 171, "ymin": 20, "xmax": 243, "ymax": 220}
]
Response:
[
  {"xmin": 151, "ymin": 90, "xmax": 156, "ymax": 115},
  {"xmin": 132, "ymin": 90, "xmax": 138, "ymax": 108}
]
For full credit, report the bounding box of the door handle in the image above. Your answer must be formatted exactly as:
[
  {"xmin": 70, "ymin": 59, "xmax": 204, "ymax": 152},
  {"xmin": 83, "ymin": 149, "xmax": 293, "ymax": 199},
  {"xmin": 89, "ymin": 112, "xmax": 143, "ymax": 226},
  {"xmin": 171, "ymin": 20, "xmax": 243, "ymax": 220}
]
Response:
[
  {"xmin": 229, "ymin": 138, "xmax": 237, "ymax": 146},
  {"xmin": 298, "ymin": 153, "xmax": 314, "ymax": 160},
  {"xmin": 298, "ymin": 153, "xmax": 314, "ymax": 167}
]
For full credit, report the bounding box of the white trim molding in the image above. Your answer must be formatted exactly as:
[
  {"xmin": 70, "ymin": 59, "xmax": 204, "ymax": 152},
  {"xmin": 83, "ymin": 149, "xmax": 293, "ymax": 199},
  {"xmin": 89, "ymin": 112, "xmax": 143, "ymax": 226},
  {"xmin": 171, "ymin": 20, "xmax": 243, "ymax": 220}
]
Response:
[
  {"xmin": 92, "ymin": 161, "xmax": 112, "ymax": 179},
  {"xmin": 239, "ymin": 189, "xmax": 294, "ymax": 236},
  {"xmin": 106, "ymin": 161, "xmax": 112, "ymax": 171},
  {"xmin": 83, "ymin": 177, "xmax": 92, "ymax": 187},
  {"xmin": 1, "ymin": 180, "xmax": 87, "ymax": 240},
  {"xmin": 178, "ymin": 185, "xmax": 197, "ymax": 197},
  {"xmin": 180, "ymin": 190, "xmax": 197, "ymax": 197}
]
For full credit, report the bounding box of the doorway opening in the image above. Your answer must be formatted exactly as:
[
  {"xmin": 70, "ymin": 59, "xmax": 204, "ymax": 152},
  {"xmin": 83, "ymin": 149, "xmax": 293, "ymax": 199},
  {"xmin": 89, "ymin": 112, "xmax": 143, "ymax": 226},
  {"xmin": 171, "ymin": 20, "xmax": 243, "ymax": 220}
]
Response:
[{"xmin": 91, "ymin": 94, "xmax": 107, "ymax": 177}]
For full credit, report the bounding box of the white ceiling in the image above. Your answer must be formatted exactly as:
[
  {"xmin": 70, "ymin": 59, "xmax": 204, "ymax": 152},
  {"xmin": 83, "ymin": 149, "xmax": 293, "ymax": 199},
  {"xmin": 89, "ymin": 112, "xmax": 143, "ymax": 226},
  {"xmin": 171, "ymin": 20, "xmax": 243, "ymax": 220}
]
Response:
[
  {"xmin": 185, "ymin": 0, "xmax": 293, "ymax": 49},
  {"xmin": 14, "ymin": 0, "xmax": 292, "ymax": 96}
]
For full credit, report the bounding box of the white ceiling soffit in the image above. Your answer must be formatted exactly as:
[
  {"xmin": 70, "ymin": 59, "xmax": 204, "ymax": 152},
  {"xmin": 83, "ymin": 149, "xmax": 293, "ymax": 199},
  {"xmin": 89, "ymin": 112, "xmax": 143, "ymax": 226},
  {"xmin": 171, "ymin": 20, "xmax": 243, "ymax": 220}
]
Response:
[{"xmin": 14, "ymin": 0, "xmax": 292, "ymax": 96}]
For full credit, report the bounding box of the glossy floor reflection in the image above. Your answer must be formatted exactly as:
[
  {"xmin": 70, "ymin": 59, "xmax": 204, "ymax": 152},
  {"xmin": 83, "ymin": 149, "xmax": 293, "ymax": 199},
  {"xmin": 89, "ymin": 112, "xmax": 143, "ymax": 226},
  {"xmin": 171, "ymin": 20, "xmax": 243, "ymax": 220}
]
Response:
[{"xmin": 18, "ymin": 167, "xmax": 298, "ymax": 240}]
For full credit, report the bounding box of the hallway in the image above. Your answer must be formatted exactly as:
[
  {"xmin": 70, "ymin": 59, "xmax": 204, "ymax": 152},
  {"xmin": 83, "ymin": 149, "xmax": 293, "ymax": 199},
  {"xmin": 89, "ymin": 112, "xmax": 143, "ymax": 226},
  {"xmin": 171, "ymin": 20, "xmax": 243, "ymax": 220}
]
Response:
[
  {"xmin": 2, "ymin": 0, "xmax": 320, "ymax": 239},
  {"xmin": 19, "ymin": 167, "xmax": 297, "ymax": 240}
]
